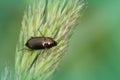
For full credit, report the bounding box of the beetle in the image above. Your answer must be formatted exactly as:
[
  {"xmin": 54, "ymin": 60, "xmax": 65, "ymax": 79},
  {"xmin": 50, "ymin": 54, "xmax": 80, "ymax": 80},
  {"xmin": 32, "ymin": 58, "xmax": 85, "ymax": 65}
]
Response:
[
  {"xmin": 25, "ymin": 37, "xmax": 57, "ymax": 50},
  {"xmin": 26, "ymin": 36, "xmax": 57, "ymax": 71}
]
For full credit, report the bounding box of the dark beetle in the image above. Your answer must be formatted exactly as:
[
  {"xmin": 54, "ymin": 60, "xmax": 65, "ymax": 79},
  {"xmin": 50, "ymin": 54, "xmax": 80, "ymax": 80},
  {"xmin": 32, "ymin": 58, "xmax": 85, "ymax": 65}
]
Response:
[{"xmin": 25, "ymin": 37, "xmax": 57, "ymax": 50}]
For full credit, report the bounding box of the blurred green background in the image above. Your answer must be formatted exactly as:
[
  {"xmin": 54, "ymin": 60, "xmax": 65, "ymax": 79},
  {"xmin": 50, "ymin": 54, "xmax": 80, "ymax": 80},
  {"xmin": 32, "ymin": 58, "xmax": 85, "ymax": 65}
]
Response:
[{"xmin": 0, "ymin": 0, "xmax": 120, "ymax": 80}]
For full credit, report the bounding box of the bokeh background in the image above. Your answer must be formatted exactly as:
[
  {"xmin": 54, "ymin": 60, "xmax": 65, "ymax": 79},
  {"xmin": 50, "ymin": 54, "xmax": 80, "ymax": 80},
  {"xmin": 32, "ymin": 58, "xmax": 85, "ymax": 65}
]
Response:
[{"xmin": 0, "ymin": 0, "xmax": 120, "ymax": 80}]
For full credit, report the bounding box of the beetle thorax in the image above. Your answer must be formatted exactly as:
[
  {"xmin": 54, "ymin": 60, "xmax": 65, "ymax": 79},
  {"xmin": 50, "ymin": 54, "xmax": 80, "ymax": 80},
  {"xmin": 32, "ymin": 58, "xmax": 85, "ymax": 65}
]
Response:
[{"xmin": 42, "ymin": 41, "xmax": 51, "ymax": 46}]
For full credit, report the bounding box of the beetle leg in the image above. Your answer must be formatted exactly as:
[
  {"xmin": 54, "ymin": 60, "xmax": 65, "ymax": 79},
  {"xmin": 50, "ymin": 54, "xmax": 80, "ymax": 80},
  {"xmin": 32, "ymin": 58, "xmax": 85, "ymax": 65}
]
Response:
[
  {"xmin": 18, "ymin": 48, "xmax": 32, "ymax": 52},
  {"xmin": 37, "ymin": 28, "xmax": 44, "ymax": 37},
  {"xmin": 27, "ymin": 52, "xmax": 40, "ymax": 71}
]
